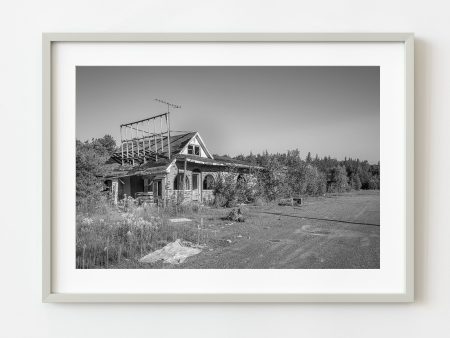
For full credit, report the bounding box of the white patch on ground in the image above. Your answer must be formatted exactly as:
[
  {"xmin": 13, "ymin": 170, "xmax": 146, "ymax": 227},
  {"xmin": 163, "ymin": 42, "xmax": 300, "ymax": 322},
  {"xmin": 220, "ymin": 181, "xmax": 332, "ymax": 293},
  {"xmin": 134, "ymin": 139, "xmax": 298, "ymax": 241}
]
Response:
[
  {"xmin": 360, "ymin": 237, "xmax": 371, "ymax": 247},
  {"xmin": 139, "ymin": 239, "xmax": 202, "ymax": 264},
  {"xmin": 295, "ymin": 225, "xmax": 314, "ymax": 234},
  {"xmin": 169, "ymin": 218, "xmax": 192, "ymax": 223}
]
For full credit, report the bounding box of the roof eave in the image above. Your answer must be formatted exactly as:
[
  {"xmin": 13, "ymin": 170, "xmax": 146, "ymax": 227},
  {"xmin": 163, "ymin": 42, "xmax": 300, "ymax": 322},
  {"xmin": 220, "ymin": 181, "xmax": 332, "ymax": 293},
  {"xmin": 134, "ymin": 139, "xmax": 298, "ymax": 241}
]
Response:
[{"xmin": 176, "ymin": 156, "xmax": 263, "ymax": 170}]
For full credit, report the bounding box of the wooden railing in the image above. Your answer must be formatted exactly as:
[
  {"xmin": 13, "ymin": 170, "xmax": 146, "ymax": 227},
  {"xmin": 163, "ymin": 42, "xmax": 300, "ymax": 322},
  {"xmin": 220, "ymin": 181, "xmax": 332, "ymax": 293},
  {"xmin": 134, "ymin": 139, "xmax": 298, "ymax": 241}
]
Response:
[{"xmin": 135, "ymin": 191, "xmax": 154, "ymax": 204}]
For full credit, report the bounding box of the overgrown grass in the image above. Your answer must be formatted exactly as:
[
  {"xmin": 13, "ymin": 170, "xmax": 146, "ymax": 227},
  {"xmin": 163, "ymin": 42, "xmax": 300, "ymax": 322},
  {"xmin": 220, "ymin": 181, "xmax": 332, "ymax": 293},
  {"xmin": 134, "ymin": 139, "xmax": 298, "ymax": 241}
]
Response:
[{"xmin": 76, "ymin": 197, "xmax": 205, "ymax": 269}]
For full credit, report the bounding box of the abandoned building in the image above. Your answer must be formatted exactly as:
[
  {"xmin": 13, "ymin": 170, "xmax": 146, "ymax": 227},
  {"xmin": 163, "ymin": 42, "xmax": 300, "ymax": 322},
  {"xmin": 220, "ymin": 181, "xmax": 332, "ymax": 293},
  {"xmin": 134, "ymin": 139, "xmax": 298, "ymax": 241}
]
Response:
[{"xmin": 104, "ymin": 107, "xmax": 259, "ymax": 205}]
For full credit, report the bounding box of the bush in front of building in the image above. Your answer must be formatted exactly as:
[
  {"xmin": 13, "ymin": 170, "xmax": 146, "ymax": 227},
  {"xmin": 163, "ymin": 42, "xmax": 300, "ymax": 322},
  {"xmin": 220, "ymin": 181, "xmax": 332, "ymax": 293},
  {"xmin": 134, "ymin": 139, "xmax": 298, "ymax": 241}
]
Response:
[{"xmin": 212, "ymin": 171, "xmax": 256, "ymax": 208}]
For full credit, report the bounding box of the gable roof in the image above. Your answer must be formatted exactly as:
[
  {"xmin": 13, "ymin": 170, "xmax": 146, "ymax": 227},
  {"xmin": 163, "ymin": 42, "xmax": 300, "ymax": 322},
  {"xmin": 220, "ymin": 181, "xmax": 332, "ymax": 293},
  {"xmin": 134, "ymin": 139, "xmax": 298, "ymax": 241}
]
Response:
[
  {"xmin": 109, "ymin": 131, "xmax": 219, "ymax": 165},
  {"xmin": 178, "ymin": 132, "xmax": 214, "ymax": 159},
  {"xmin": 167, "ymin": 132, "xmax": 198, "ymax": 156},
  {"xmin": 105, "ymin": 131, "xmax": 263, "ymax": 177}
]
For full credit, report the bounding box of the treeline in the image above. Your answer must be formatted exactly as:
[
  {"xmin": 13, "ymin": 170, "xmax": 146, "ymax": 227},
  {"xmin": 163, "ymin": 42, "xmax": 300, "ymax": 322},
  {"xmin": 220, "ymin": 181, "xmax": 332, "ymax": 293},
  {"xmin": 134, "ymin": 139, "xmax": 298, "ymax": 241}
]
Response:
[
  {"xmin": 232, "ymin": 149, "xmax": 380, "ymax": 199},
  {"xmin": 77, "ymin": 135, "xmax": 380, "ymax": 210}
]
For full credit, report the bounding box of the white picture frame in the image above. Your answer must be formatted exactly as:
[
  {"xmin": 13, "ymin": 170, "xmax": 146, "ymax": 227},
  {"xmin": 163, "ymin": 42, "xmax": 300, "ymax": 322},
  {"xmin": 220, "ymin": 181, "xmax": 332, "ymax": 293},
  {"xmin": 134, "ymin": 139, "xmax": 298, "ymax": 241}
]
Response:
[{"xmin": 43, "ymin": 33, "xmax": 414, "ymax": 303}]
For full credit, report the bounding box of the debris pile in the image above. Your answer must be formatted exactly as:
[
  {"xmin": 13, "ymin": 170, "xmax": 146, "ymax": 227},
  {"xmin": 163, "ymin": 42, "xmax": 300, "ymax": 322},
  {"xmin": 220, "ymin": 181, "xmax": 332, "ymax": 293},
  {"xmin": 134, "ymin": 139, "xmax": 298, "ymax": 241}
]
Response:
[
  {"xmin": 278, "ymin": 198, "xmax": 294, "ymax": 206},
  {"xmin": 139, "ymin": 239, "xmax": 202, "ymax": 265},
  {"xmin": 225, "ymin": 208, "xmax": 245, "ymax": 222},
  {"xmin": 279, "ymin": 197, "xmax": 303, "ymax": 206}
]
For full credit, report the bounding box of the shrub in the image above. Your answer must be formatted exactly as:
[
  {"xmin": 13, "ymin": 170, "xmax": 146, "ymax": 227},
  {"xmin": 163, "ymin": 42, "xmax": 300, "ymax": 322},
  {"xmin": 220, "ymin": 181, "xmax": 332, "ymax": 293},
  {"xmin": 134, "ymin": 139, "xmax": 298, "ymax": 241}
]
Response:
[
  {"xmin": 76, "ymin": 135, "xmax": 117, "ymax": 212},
  {"xmin": 368, "ymin": 176, "xmax": 380, "ymax": 190},
  {"xmin": 254, "ymin": 158, "xmax": 288, "ymax": 201},
  {"xmin": 213, "ymin": 193, "xmax": 228, "ymax": 208},
  {"xmin": 253, "ymin": 196, "xmax": 267, "ymax": 207},
  {"xmin": 285, "ymin": 163, "xmax": 326, "ymax": 197},
  {"xmin": 212, "ymin": 171, "xmax": 258, "ymax": 207},
  {"xmin": 212, "ymin": 172, "xmax": 238, "ymax": 207},
  {"xmin": 327, "ymin": 166, "xmax": 350, "ymax": 193}
]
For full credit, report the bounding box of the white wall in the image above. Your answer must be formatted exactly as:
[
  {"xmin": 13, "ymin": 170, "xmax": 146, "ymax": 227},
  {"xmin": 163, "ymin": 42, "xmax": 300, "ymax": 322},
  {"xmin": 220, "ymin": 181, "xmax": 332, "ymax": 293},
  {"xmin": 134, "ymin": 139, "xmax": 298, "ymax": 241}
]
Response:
[
  {"xmin": 180, "ymin": 135, "xmax": 209, "ymax": 158},
  {"xmin": 0, "ymin": 0, "xmax": 448, "ymax": 337}
]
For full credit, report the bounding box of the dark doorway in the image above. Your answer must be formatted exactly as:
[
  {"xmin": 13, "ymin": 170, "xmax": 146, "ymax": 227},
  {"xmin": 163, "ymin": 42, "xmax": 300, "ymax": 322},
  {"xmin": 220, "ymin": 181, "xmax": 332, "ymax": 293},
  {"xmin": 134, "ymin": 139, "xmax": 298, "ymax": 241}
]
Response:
[{"xmin": 130, "ymin": 176, "xmax": 145, "ymax": 198}]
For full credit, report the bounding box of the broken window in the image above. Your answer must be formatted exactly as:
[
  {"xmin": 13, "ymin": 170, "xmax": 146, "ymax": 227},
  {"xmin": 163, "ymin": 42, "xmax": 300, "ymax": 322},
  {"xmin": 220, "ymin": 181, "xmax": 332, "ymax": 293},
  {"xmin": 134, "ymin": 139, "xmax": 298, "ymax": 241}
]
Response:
[
  {"xmin": 153, "ymin": 180, "xmax": 162, "ymax": 197},
  {"xmin": 173, "ymin": 174, "xmax": 190, "ymax": 190},
  {"xmin": 188, "ymin": 144, "xmax": 200, "ymax": 156}
]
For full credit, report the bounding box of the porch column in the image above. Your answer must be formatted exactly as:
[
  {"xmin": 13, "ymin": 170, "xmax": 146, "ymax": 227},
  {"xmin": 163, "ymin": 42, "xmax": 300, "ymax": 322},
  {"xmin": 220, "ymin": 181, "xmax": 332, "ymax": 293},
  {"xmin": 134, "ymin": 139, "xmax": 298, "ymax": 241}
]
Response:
[
  {"xmin": 183, "ymin": 158, "xmax": 187, "ymax": 190},
  {"xmin": 200, "ymin": 171, "xmax": 203, "ymax": 202},
  {"xmin": 111, "ymin": 178, "xmax": 119, "ymax": 205}
]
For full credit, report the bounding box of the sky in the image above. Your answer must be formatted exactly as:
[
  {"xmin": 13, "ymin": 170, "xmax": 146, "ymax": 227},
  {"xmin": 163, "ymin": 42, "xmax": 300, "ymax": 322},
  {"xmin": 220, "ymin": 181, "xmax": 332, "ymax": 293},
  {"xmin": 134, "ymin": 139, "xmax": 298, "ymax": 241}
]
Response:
[{"xmin": 76, "ymin": 66, "xmax": 380, "ymax": 163}]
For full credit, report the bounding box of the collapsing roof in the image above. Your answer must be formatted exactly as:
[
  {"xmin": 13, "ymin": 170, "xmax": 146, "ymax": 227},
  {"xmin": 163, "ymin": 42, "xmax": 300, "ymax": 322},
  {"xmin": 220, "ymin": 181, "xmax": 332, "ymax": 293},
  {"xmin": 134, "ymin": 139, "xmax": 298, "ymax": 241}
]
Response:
[
  {"xmin": 105, "ymin": 131, "xmax": 261, "ymax": 179},
  {"xmin": 104, "ymin": 106, "xmax": 263, "ymax": 179},
  {"xmin": 109, "ymin": 131, "xmax": 198, "ymax": 165}
]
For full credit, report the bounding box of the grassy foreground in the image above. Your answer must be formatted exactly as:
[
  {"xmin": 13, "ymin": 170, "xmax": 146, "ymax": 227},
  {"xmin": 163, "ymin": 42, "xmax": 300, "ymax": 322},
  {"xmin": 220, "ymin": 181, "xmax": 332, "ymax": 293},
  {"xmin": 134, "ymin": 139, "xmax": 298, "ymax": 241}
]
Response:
[{"xmin": 76, "ymin": 191, "xmax": 380, "ymax": 269}]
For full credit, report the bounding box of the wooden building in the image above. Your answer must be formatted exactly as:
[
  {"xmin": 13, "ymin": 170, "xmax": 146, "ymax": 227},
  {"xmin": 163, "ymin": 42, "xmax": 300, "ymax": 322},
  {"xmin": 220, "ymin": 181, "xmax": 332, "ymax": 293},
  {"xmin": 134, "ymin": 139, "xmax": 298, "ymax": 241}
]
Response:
[{"xmin": 104, "ymin": 109, "xmax": 258, "ymax": 205}]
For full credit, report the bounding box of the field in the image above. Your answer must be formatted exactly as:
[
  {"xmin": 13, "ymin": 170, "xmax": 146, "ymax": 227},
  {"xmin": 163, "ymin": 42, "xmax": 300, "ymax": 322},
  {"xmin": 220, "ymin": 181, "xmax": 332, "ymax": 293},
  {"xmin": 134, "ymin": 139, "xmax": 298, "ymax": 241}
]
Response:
[
  {"xmin": 164, "ymin": 190, "xmax": 380, "ymax": 269},
  {"xmin": 77, "ymin": 190, "xmax": 379, "ymax": 269}
]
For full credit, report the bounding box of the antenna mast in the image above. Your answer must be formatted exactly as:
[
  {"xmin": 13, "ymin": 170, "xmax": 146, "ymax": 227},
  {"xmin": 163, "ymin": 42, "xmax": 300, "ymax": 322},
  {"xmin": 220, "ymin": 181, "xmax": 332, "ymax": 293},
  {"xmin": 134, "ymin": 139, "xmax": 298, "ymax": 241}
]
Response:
[{"xmin": 154, "ymin": 99, "xmax": 181, "ymax": 160}]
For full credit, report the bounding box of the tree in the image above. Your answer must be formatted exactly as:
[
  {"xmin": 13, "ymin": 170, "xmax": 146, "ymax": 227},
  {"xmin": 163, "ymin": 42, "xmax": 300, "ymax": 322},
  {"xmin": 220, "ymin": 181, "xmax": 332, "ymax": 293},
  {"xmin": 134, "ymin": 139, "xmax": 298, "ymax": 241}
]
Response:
[
  {"xmin": 255, "ymin": 156, "xmax": 288, "ymax": 201},
  {"xmin": 306, "ymin": 151, "xmax": 312, "ymax": 163},
  {"xmin": 301, "ymin": 164, "xmax": 326, "ymax": 195},
  {"xmin": 328, "ymin": 166, "xmax": 349, "ymax": 193},
  {"xmin": 350, "ymin": 173, "xmax": 362, "ymax": 190},
  {"xmin": 368, "ymin": 176, "xmax": 380, "ymax": 190},
  {"xmin": 76, "ymin": 135, "xmax": 117, "ymax": 210},
  {"xmin": 246, "ymin": 152, "xmax": 257, "ymax": 165},
  {"xmin": 95, "ymin": 134, "xmax": 117, "ymax": 155}
]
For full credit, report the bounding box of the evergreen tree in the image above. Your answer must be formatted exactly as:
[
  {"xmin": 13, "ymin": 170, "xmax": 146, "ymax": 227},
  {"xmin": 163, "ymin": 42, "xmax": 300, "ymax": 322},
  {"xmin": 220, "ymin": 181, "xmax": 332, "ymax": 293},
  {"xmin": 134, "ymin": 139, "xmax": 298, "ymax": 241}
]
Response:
[
  {"xmin": 306, "ymin": 151, "xmax": 312, "ymax": 163},
  {"xmin": 350, "ymin": 173, "xmax": 362, "ymax": 190}
]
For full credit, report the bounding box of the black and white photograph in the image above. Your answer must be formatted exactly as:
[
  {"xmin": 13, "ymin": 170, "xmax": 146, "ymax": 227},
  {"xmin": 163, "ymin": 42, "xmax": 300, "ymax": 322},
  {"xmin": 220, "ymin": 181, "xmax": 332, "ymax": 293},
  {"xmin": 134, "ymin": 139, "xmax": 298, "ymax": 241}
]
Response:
[{"xmin": 76, "ymin": 66, "xmax": 380, "ymax": 269}]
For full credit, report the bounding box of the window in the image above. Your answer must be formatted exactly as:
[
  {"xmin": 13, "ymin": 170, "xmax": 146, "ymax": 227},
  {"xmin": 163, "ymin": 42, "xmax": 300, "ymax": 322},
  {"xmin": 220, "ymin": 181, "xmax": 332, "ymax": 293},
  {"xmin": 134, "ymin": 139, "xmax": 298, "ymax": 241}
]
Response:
[
  {"xmin": 173, "ymin": 174, "xmax": 190, "ymax": 190},
  {"xmin": 188, "ymin": 144, "xmax": 200, "ymax": 156},
  {"xmin": 153, "ymin": 180, "xmax": 162, "ymax": 197},
  {"xmin": 203, "ymin": 174, "xmax": 215, "ymax": 190}
]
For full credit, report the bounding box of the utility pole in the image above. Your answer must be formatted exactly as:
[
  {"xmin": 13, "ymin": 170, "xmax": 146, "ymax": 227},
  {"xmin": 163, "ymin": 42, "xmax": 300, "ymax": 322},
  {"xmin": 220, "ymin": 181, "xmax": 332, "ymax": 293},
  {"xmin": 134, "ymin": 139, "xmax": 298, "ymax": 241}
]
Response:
[{"xmin": 154, "ymin": 99, "xmax": 181, "ymax": 160}]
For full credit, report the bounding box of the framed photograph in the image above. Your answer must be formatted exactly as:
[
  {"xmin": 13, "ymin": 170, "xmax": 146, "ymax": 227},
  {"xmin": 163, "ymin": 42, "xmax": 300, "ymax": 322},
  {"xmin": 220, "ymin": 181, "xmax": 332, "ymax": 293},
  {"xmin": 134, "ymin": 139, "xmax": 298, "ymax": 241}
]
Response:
[{"xmin": 43, "ymin": 33, "xmax": 414, "ymax": 302}]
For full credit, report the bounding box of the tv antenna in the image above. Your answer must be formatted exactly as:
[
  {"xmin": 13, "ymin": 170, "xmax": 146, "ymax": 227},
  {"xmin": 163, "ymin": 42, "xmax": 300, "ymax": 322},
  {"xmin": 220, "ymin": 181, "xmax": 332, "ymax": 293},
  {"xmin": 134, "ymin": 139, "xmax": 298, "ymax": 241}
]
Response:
[
  {"xmin": 155, "ymin": 98, "xmax": 181, "ymax": 112},
  {"xmin": 154, "ymin": 98, "xmax": 181, "ymax": 159}
]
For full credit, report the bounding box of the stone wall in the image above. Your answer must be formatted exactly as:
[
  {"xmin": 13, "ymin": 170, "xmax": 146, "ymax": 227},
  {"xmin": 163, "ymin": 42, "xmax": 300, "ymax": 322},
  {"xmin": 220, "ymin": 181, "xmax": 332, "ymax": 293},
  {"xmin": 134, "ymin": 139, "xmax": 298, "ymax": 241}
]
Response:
[
  {"xmin": 164, "ymin": 161, "xmax": 228, "ymax": 204},
  {"xmin": 111, "ymin": 160, "xmax": 256, "ymax": 205}
]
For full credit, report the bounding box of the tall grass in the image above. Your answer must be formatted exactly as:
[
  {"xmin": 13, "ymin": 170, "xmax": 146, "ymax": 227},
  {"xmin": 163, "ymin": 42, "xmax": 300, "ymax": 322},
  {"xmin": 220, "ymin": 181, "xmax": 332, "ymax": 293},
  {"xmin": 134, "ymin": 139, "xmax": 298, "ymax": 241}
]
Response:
[{"xmin": 76, "ymin": 196, "xmax": 206, "ymax": 269}]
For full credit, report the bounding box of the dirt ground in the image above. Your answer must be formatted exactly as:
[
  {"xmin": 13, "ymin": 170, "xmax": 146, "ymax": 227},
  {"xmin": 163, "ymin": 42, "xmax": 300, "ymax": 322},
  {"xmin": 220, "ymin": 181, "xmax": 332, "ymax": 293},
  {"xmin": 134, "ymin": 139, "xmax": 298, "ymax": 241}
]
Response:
[{"xmin": 151, "ymin": 191, "xmax": 380, "ymax": 269}]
